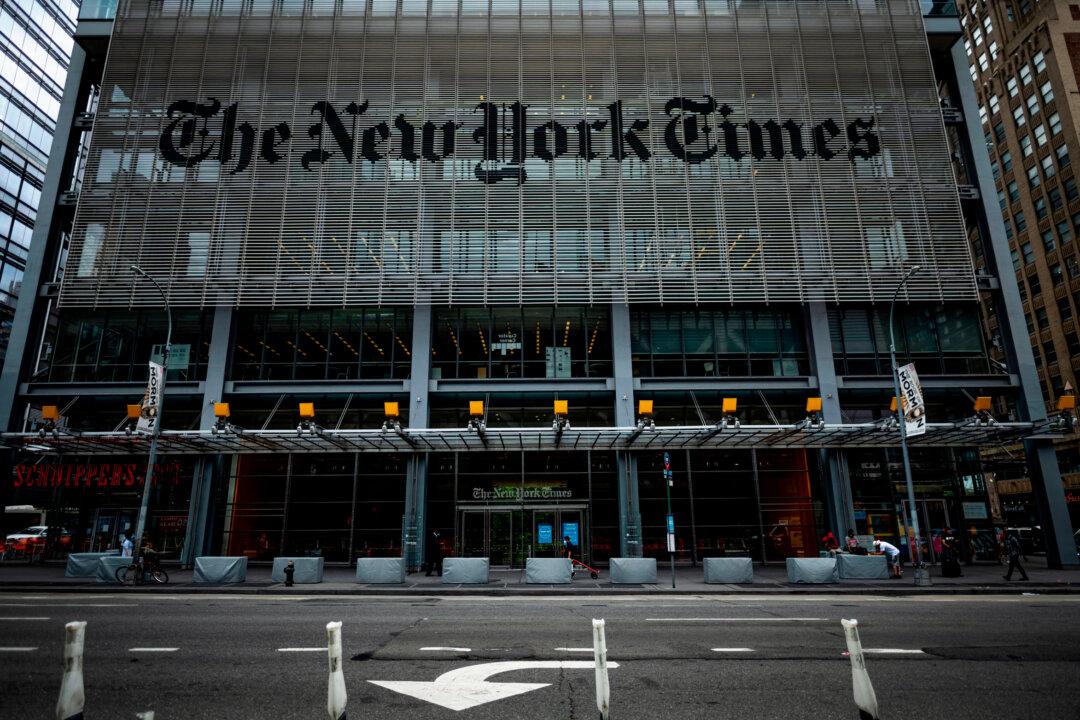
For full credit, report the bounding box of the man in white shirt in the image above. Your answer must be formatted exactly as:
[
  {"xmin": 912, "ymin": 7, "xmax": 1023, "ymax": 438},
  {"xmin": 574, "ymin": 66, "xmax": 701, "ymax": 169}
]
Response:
[
  {"xmin": 873, "ymin": 539, "xmax": 902, "ymax": 578},
  {"xmin": 121, "ymin": 534, "xmax": 133, "ymax": 558}
]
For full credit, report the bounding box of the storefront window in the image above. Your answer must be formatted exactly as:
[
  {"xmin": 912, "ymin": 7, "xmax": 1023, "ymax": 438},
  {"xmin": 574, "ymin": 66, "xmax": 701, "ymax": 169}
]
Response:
[
  {"xmin": 631, "ymin": 306, "xmax": 809, "ymax": 377},
  {"xmin": 224, "ymin": 453, "xmax": 407, "ymax": 563}
]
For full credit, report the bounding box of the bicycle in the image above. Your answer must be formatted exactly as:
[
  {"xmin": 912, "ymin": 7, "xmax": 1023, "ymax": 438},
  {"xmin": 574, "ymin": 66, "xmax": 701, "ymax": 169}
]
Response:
[{"xmin": 116, "ymin": 551, "xmax": 169, "ymax": 585}]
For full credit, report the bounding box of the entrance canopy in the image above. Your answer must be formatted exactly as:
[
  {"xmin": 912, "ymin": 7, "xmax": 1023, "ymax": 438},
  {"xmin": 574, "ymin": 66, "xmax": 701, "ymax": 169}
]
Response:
[{"xmin": 2, "ymin": 419, "xmax": 1062, "ymax": 457}]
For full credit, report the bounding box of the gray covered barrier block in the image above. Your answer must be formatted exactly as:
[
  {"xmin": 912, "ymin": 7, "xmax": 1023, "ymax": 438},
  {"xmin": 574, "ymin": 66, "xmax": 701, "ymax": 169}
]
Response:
[
  {"xmin": 355, "ymin": 557, "xmax": 406, "ymax": 584},
  {"xmin": 193, "ymin": 556, "xmax": 248, "ymax": 584},
  {"xmin": 441, "ymin": 557, "xmax": 490, "ymax": 584},
  {"xmin": 837, "ymin": 553, "xmax": 889, "ymax": 580},
  {"xmin": 271, "ymin": 556, "xmax": 325, "ymax": 583},
  {"xmin": 785, "ymin": 557, "xmax": 839, "ymax": 584},
  {"xmin": 703, "ymin": 557, "xmax": 754, "ymax": 584},
  {"xmin": 96, "ymin": 555, "xmax": 131, "ymax": 584},
  {"xmin": 525, "ymin": 558, "xmax": 572, "ymax": 584},
  {"xmin": 610, "ymin": 557, "xmax": 658, "ymax": 584},
  {"xmin": 65, "ymin": 551, "xmax": 120, "ymax": 578}
]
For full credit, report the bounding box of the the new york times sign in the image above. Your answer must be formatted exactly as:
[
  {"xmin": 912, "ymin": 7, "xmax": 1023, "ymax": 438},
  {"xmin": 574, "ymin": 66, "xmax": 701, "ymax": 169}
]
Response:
[{"xmin": 159, "ymin": 95, "xmax": 880, "ymax": 182}]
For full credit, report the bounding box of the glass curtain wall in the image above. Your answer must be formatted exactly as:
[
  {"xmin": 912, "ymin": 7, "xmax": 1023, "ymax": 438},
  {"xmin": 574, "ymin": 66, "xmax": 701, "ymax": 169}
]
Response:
[{"xmin": 223, "ymin": 453, "xmax": 407, "ymax": 563}]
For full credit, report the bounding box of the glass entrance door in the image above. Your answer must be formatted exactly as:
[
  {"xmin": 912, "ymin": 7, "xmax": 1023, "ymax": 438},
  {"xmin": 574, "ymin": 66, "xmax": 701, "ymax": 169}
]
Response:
[{"xmin": 457, "ymin": 506, "xmax": 588, "ymax": 567}]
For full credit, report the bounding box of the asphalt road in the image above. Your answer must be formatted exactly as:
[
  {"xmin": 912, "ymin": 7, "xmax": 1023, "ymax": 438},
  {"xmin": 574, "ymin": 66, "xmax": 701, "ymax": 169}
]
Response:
[{"xmin": 1, "ymin": 592, "xmax": 1079, "ymax": 719}]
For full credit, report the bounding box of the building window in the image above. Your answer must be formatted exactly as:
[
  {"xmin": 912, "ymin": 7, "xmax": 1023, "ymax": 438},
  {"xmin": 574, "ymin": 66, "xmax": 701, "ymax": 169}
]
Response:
[
  {"xmin": 1043, "ymin": 341, "xmax": 1057, "ymax": 363},
  {"xmin": 230, "ymin": 308, "xmax": 414, "ymax": 381},
  {"xmin": 978, "ymin": 52, "xmax": 989, "ymax": 71},
  {"xmin": 989, "ymin": 41, "xmax": 1000, "ymax": 60},
  {"xmin": 1027, "ymin": 165, "xmax": 1041, "ymax": 188},
  {"xmin": 1034, "ymin": 124, "xmax": 1048, "ymax": 146},
  {"xmin": 828, "ymin": 305, "xmax": 988, "ymax": 375},
  {"xmin": 1013, "ymin": 106, "xmax": 1027, "ymax": 128},
  {"xmin": 1008, "ymin": 180, "xmax": 1020, "ymax": 201},
  {"xmin": 1015, "ymin": 210, "xmax": 1027, "ymax": 231},
  {"xmin": 998, "ymin": 190, "xmax": 1007, "ymax": 210},
  {"xmin": 1020, "ymin": 63, "xmax": 1033, "ymax": 86},
  {"xmin": 994, "ymin": 122, "xmax": 1006, "ymax": 143},
  {"xmin": 1001, "ymin": 149, "xmax": 1012, "ymax": 171},
  {"xmin": 1021, "ymin": 135, "xmax": 1033, "ymax": 157},
  {"xmin": 1065, "ymin": 177, "xmax": 1079, "ymax": 201},
  {"xmin": 1049, "ymin": 186, "xmax": 1063, "ymax": 210},
  {"xmin": 1051, "ymin": 263, "xmax": 1065, "ymax": 286},
  {"xmin": 1040, "ymin": 80, "xmax": 1055, "ymax": 104},
  {"xmin": 1042, "ymin": 229, "xmax": 1056, "ymax": 252},
  {"xmin": 1012, "ymin": 249, "xmax": 1022, "ymax": 272},
  {"xmin": 1035, "ymin": 197, "xmax": 1048, "ymax": 219},
  {"xmin": 1036, "ymin": 307, "xmax": 1050, "ymax": 330},
  {"xmin": 1026, "ymin": 94, "xmax": 1040, "ymax": 117},
  {"xmin": 1041, "ymin": 155, "xmax": 1056, "ymax": 178},
  {"xmin": 1057, "ymin": 219, "xmax": 1072, "ymax": 243},
  {"xmin": 1029, "ymin": 271, "xmax": 1042, "ymax": 295},
  {"xmin": 1067, "ymin": 255, "xmax": 1080, "ymax": 278},
  {"xmin": 1049, "ymin": 112, "xmax": 1062, "ymax": 135},
  {"xmin": 1034, "ymin": 50, "xmax": 1047, "ymax": 74},
  {"xmin": 1056, "ymin": 144, "xmax": 1070, "ymax": 167},
  {"xmin": 1008, "ymin": 77, "xmax": 1019, "ymax": 97},
  {"xmin": 1021, "ymin": 242, "xmax": 1035, "ymax": 264},
  {"xmin": 631, "ymin": 307, "xmax": 808, "ymax": 378},
  {"xmin": 990, "ymin": 94, "xmax": 1001, "ymax": 115}
]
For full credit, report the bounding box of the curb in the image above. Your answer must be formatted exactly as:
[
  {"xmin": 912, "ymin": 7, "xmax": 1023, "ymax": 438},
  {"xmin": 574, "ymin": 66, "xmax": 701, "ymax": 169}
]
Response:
[{"xmin": 0, "ymin": 583, "xmax": 1076, "ymax": 596}]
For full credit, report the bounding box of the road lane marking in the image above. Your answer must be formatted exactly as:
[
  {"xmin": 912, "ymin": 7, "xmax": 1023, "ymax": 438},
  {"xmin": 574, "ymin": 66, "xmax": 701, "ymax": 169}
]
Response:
[
  {"xmin": 854, "ymin": 649, "xmax": 925, "ymax": 655},
  {"xmin": 421, "ymin": 647, "xmax": 471, "ymax": 652},
  {"xmin": 128, "ymin": 648, "xmax": 178, "ymax": 653},
  {"xmin": 554, "ymin": 647, "xmax": 594, "ymax": 652},
  {"xmin": 711, "ymin": 648, "xmax": 755, "ymax": 652},
  {"xmin": 0, "ymin": 647, "xmax": 37, "ymax": 652},
  {"xmin": 0, "ymin": 603, "xmax": 136, "ymax": 608},
  {"xmin": 646, "ymin": 617, "xmax": 826, "ymax": 622},
  {"xmin": 370, "ymin": 660, "xmax": 620, "ymax": 711},
  {"xmin": 0, "ymin": 617, "xmax": 49, "ymax": 621},
  {"xmin": 277, "ymin": 648, "xmax": 325, "ymax": 652}
]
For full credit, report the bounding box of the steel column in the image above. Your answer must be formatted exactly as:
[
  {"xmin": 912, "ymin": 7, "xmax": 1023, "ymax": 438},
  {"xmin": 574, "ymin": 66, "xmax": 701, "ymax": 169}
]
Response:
[
  {"xmin": 612, "ymin": 302, "xmax": 641, "ymax": 557},
  {"xmin": 403, "ymin": 305, "xmax": 432, "ymax": 570}
]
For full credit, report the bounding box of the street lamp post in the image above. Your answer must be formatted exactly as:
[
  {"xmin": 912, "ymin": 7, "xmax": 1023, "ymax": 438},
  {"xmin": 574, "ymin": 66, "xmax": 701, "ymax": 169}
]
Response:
[
  {"xmin": 887, "ymin": 264, "xmax": 931, "ymax": 587},
  {"xmin": 131, "ymin": 266, "xmax": 172, "ymax": 554}
]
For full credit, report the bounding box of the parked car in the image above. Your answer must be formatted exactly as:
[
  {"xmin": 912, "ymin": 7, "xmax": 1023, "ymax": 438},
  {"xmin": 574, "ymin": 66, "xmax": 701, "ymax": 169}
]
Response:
[{"xmin": 4, "ymin": 526, "xmax": 70, "ymax": 553}]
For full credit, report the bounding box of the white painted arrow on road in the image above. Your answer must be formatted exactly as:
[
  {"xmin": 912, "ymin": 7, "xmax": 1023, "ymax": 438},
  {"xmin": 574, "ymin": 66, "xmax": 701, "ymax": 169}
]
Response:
[{"xmin": 369, "ymin": 660, "xmax": 620, "ymax": 711}]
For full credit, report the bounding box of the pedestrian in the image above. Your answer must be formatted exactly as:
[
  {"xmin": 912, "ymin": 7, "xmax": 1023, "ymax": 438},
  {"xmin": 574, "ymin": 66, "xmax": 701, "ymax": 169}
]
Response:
[
  {"xmin": 424, "ymin": 529, "xmax": 443, "ymax": 577},
  {"xmin": 120, "ymin": 533, "xmax": 133, "ymax": 558},
  {"xmin": 873, "ymin": 539, "xmax": 902, "ymax": 579},
  {"xmin": 820, "ymin": 531, "xmax": 839, "ymax": 557},
  {"xmin": 562, "ymin": 534, "xmax": 574, "ymax": 560},
  {"xmin": 846, "ymin": 529, "xmax": 865, "ymax": 555},
  {"xmin": 995, "ymin": 526, "xmax": 1006, "ymax": 565},
  {"xmin": 1002, "ymin": 529, "xmax": 1029, "ymax": 581},
  {"xmin": 940, "ymin": 527, "xmax": 963, "ymax": 578}
]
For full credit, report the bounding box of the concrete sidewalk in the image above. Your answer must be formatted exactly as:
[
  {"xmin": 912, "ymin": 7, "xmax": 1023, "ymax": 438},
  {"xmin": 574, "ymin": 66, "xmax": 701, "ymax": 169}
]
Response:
[{"xmin": 1, "ymin": 557, "xmax": 1076, "ymax": 594}]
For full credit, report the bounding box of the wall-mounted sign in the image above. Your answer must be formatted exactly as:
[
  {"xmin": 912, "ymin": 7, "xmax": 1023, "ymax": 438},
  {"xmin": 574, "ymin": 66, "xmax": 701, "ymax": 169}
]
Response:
[
  {"xmin": 471, "ymin": 486, "xmax": 573, "ymax": 502},
  {"xmin": 491, "ymin": 332, "xmax": 521, "ymax": 356},
  {"xmin": 151, "ymin": 343, "xmax": 190, "ymax": 373},
  {"xmin": 10, "ymin": 462, "xmax": 184, "ymax": 491},
  {"xmin": 561, "ymin": 522, "xmax": 579, "ymax": 548},
  {"xmin": 897, "ymin": 363, "xmax": 927, "ymax": 438}
]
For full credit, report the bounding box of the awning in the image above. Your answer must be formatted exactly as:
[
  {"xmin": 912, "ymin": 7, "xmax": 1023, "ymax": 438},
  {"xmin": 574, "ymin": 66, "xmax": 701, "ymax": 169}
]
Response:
[{"xmin": 2, "ymin": 419, "xmax": 1065, "ymax": 456}]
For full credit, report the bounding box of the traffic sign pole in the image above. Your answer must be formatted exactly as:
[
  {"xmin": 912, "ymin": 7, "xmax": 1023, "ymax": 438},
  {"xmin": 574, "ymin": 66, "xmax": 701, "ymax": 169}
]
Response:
[{"xmin": 663, "ymin": 452, "xmax": 675, "ymax": 589}]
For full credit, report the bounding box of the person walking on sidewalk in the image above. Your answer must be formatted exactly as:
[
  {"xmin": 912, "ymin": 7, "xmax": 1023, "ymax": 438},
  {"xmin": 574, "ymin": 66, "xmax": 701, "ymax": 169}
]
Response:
[
  {"xmin": 1003, "ymin": 529, "xmax": 1029, "ymax": 581},
  {"xmin": 425, "ymin": 529, "xmax": 443, "ymax": 577}
]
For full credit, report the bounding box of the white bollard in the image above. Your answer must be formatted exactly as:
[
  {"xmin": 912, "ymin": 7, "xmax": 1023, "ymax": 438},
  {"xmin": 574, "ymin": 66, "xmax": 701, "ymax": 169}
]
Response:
[
  {"xmin": 592, "ymin": 618, "xmax": 611, "ymax": 720},
  {"xmin": 326, "ymin": 621, "xmax": 347, "ymax": 720},
  {"xmin": 841, "ymin": 619, "xmax": 881, "ymax": 720},
  {"xmin": 56, "ymin": 621, "xmax": 86, "ymax": 720}
]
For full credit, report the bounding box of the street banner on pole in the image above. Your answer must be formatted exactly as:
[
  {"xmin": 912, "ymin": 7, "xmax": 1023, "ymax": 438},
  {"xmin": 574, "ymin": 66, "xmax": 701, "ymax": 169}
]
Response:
[
  {"xmin": 897, "ymin": 363, "xmax": 926, "ymax": 437},
  {"xmin": 137, "ymin": 361, "xmax": 164, "ymax": 433}
]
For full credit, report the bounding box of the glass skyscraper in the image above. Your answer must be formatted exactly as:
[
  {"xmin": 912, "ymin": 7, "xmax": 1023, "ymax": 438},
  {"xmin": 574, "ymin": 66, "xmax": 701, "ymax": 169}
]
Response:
[{"xmin": 0, "ymin": 0, "xmax": 78, "ymax": 359}]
